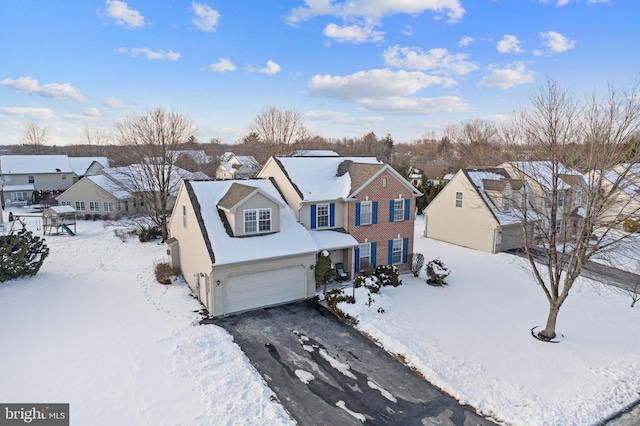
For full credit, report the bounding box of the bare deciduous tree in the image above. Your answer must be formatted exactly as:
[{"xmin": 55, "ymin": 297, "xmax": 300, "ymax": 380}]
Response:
[
  {"xmin": 247, "ymin": 106, "xmax": 309, "ymax": 163},
  {"xmin": 504, "ymin": 78, "xmax": 640, "ymax": 340},
  {"xmin": 113, "ymin": 108, "xmax": 196, "ymax": 241},
  {"xmin": 443, "ymin": 118, "xmax": 506, "ymax": 168},
  {"xmin": 19, "ymin": 121, "xmax": 49, "ymax": 154},
  {"xmin": 79, "ymin": 124, "xmax": 111, "ymax": 156}
]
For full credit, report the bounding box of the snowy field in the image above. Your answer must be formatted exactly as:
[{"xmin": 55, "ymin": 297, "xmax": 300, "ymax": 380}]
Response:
[
  {"xmin": 0, "ymin": 209, "xmax": 293, "ymax": 426},
  {"xmin": 339, "ymin": 215, "xmax": 640, "ymax": 426},
  {"xmin": 2, "ymin": 208, "xmax": 639, "ymax": 426}
]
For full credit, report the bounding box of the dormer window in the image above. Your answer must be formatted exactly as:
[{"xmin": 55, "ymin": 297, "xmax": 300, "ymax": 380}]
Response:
[
  {"xmin": 244, "ymin": 208, "xmax": 271, "ymax": 234},
  {"xmin": 502, "ymin": 198, "xmax": 511, "ymax": 212}
]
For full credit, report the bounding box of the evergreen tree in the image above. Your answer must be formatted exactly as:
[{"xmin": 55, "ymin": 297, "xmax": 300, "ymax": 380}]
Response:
[{"xmin": 0, "ymin": 229, "xmax": 50, "ymax": 282}]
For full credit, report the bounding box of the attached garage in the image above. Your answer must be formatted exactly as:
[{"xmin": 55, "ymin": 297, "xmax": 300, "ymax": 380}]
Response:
[{"xmin": 223, "ymin": 266, "xmax": 306, "ymax": 315}]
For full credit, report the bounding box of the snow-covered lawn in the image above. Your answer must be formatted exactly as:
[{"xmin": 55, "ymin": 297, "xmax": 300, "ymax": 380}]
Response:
[
  {"xmin": 339, "ymin": 215, "xmax": 640, "ymax": 426},
  {"xmin": 0, "ymin": 212, "xmax": 293, "ymax": 426}
]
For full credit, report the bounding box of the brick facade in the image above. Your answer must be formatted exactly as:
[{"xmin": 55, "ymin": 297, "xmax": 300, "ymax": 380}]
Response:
[{"xmin": 346, "ymin": 169, "xmax": 416, "ymax": 274}]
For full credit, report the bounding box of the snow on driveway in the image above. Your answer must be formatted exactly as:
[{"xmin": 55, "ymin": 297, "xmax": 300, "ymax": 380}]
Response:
[{"xmin": 0, "ymin": 214, "xmax": 293, "ymax": 426}]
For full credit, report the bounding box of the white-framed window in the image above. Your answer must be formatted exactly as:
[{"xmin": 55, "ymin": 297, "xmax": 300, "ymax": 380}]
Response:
[
  {"xmin": 382, "ymin": 177, "xmax": 387, "ymax": 188},
  {"xmin": 103, "ymin": 202, "xmax": 114, "ymax": 212},
  {"xmin": 392, "ymin": 238, "xmax": 403, "ymax": 265},
  {"xmin": 455, "ymin": 192, "xmax": 463, "ymax": 208},
  {"xmin": 317, "ymin": 203, "xmax": 329, "ymax": 228},
  {"xmin": 574, "ymin": 190, "xmax": 583, "ymax": 207},
  {"xmin": 89, "ymin": 201, "xmax": 100, "ymax": 212},
  {"xmin": 11, "ymin": 192, "xmax": 28, "ymax": 202},
  {"xmin": 359, "ymin": 242, "xmax": 371, "ymax": 269},
  {"xmin": 502, "ymin": 198, "xmax": 511, "ymax": 212},
  {"xmin": 393, "ymin": 198, "xmax": 404, "ymax": 222},
  {"xmin": 28, "ymin": 175, "xmax": 34, "ymax": 183},
  {"xmin": 244, "ymin": 208, "xmax": 271, "ymax": 234},
  {"xmin": 558, "ymin": 191, "xmax": 565, "ymax": 207},
  {"xmin": 555, "ymin": 219, "xmax": 563, "ymax": 232},
  {"xmin": 182, "ymin": 204, "xmax": 187, "ymax": 228},
  {"xmin": 75, "ymin": 201, "xmax": 85, "ymax": 211},
  {"xmin": 62, "ymin": 174, "xmax": 67, "ymax": 180},
  {"xmin": 117, "ymin": 201, "xmax": 122, "ymax": 211},
  {"xmin": 360, "ymin": 201, "xmax": 372, "ymax": 226},
  {"xmin": 61, "ymin": 201, "xmax": 71, "ymax": 207}
]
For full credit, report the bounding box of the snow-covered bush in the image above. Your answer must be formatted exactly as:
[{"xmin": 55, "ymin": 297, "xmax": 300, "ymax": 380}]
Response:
[
  {"xmin": 410, "ymin": 253, "xmax": 424, "ymax": 277},
  {"xmin": 375, "ymin": 265, "xmax": 402, "ymax": 287},
  {"xmin": 426, "ymin": 258, "xmax": 450, "ymax": 286},
  {"xmin": 324, "ymin": 288, "xmax": 355, "ymax": 320}
]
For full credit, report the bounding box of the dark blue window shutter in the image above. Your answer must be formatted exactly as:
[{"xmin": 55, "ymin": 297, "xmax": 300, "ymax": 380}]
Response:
[
  {"xmin": 403, "ymin": 238, "xmax": 409, "ymax": 263},
  {"xmin": 354, "ymin": 247, "xmax": 360, "ymax": 272},
  {"xmin": 355, "ymin": 203, "xmax": 361, "ymax": 226},
  {"xmin": 311, "ymin": 204, "xmax": 317, "ymax": 229},
  {"xmin": 371, "ymin": 242, "xmax": 377, "ymax": 267},
  {"xmin": 388, "ymin": 240, "xmax": 393, "ymax": 265},
  {"xmin": 330, "ymin": 203, "xmax": 335, "ymax": 227},
  {"xmin": 389, "ymin": 200, "xmax": 395, "ymax": 223},
  {"xmin": 404, "ymin": 199, "xmax": 411, "ymax": 221},
  {"xmin": 372, "ymin": 202, "xmax": 378, "ymax": 224}
]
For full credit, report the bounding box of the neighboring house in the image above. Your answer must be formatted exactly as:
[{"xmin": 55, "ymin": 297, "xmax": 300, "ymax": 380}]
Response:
[
  {"xmin": 216, "ymin": 152, "xmax": 260, "ymax": 179},
  {"xmin": 57, "ymin": 165, "xmax": 208, "ymax": 218},
  {"xmin": 499, "ymin": 161, "xmax": 588, "ymax": 238},
  {"xmin": 409, "ymin": 164, "xmax": 455, "ymax": 187},
  {"xmin": 591, "ymin": 164, "xmax": 640, "ymax": 224},
  {"xmin": 259, "ymin": 156, "xmax": 422, "ymax": 276},
  {"xmin": 68, "ymin": 157, "xmax": 110, "ymax": 181},
  {"xmin": 167, "ymin": 179, "xmax": 322, "ymax": 317},
  {"xmin": 425, "ymin": 168, "xmax": 533, "ymax": 253},
  {"xmin": 168, "ymin": 150, "xmax": 209, "ymax": 165},
  {"xmin": 0, "ymin": 155, "xmax": 74, "ymax": 206}
]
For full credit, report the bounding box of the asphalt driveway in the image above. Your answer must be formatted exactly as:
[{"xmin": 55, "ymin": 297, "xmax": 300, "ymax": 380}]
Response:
[{"xmin": 213, "ymin": 301, "xmax": 496, "ymax": 426}]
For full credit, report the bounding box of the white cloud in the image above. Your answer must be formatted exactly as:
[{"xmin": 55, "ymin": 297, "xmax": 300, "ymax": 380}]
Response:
[
  {"xmin": 286, "ymin": 0, "xmax": 466, "ymax": 25},
  {"xmin": 360, "ymin": 96, "xmax": 472, "ymax": 114},
  {"xmin": 477, "ymin": 61, "xmax": 537, "ymax": 90},
  {"xmin": 104, "ymin": 0, "xmax": 145, "ymax": 28},
  {"xmin": 383, "ymin": 45, "xmax": 478, "ymax": 75},
  {"xmin": 458, "ymin": 36, "xmax": 474, "ymax": 47},
  {"xmin": 0, "ymin": 76, "xmax": 87, "ymax": 102},
  {"xmin": 258, "ymin": 61, "xmax": 281, "ymax": 75},
  {"xmin": 0, "ymin": 107, "xmax": 55, "ymax": 120},
  {"xmin": 119, "ymin": 47, "xmax": 180, "ymax": 60},
  {"xmin": 305, "ymin": 110, "xmax": 384, "ymax": 125},
  {"xmin": 85, "ymin": 108, "xmax": 101, "ymax": 117},
  {"xmin": 540, "ymin": 31, "xmax": 576, "ymax": 52},
  {"xmin": 401, "ymin": 25, "xmax": 414, "ymax": 36},
  {"xmin": 209, "ymin": 58, "xmax": 236, "ymax": 72},
  {"xmin": 497, "ymin": 34, "xmax": 524, "ymax": 54},
  {"xmin": 323, "ymin": 22, "xmax": 384, "ymax": 43},
  {"xmin": 192, "ymin": 2, "xmax": 221, "ymax": 32},
  {"xmin": 104, "ymin": 98, "xmax": 126, "ymax": 108}
]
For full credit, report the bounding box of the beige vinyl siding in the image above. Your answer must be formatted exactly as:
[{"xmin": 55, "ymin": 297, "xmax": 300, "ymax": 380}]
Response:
[
  {"xmin": 235, "ymin": 192, "xmax": 280, "ymax": 235},
  {"xmin": 299, "ymin": 200, "xmax": 347, "ymax": 230},
  {"xmin": 168, "ymin": 187, "xmax": 216, "ymax": 309},
  {"xmin": 57, "ymin": 179, "xmax": 126, "ymax": 216},
  {"xmin": 425, "ymin": 171, "xmax": 500, "ymax": 253}
]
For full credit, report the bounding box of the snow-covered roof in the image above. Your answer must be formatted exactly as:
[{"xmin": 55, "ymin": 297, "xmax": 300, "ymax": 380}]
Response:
[
  {"xmin": 308, "ymin": 229, "xmax": 358, "ymax": 251},
  {"xmin": 101, "ymin": 165, "xmax": 208, "ymax": 196},
  {"xmin": 508, "ymin": 161, "xmax": 582, "ymax": 190},
  {"xmin": 168, "ymin": 150, "xmax": 209, "ymax": 164},
  {"xmin": 603, "ymin": 169, "xmax": 640, "ymax": 203},
  {"xmin": 0, "ymin": 155, "xmax": 72, "ymax": 174},
  {"xmin": 2, "ymin": 184, "xmax": 35, "ymax": 192},
  {"xmin": 464, "ymin": 169, "xmax": 533, "ymax": 226},
  {"xmin": 273, "ymin": 156, "xmax": 382, "ymax": 202},
  {"xmin": 186, "ymin": 179, "xmax": 318, "ymax": 266},
  {"xmin": 87, "ymin": 175, "xmax": 132, "ymax": 200},
  {"xmin": 291, "ymin": 150, "xmax": 340, "ymax": 157},
  {"xmin": 47, "ymin": 205, "xmax": 77, "ymax": 214},
  {"xmin": 68, "ymin": 157, "xmax": 109, "ymax": 176}
]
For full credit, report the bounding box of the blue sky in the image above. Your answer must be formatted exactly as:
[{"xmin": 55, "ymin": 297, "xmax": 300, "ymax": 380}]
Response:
[{"xmin": 1, "ymin": 0, "xmax": 638, "ymax": 146}]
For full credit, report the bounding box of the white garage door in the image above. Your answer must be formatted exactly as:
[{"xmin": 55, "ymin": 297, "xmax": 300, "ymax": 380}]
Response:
[{"xmin": 224, "ymin": 266, "xmax": 306, "ymax": 315}]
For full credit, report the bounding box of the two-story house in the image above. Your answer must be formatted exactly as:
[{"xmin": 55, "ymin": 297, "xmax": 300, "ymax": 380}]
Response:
[
  {"xmin": 425, "ymin": 168, "xmax": 534, "ymax": 253},
  {"xmin": 167, "ymin": 179, "xmax": 319, "ymax": 316},
  {"xmin": 215, "ymin": 152, "xmax": 261, "ymax": 179},
  {"xmin": 259, "ymin": 156, "xmax": 422, "ymax": 276},
  {"xmin": 0, "ymin": 155, "xmax": 74, "ymax": 206}
]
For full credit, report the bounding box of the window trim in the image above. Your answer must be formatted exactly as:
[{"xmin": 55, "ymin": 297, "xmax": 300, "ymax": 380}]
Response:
[
  {"xmin": 359, "ymin": 242, "xmax": 371, "ymax": 270},
  {"xmin": 502, "ymin": 198, "xmax": 510, "ymax": 212},
  {"xmin": 391, "ymin": 238, "xmax": 403, "ymax": 265},
  {"xmin": 574, "ymin": 189, "xmax": 583, "ymax": 207},
  {"xmin": 244, "ymin": 208, "xmax": 272, "ymax": 234},
  {"xmin": 558, "ymin": 191, "xmax": 565, "ymax": 208},
  {"xmin": 360, "ymin": 201, "xmax": 372, "ymax": 226},
  {"xmin": 75, "ymin": 201, "xmax": 86, "ymax": 211},
  {"xmin": 455, "ymin": 192, "xmax": 463, "ymax": 208},
  {"xmin": 28, "ymin": 175, "xmax": 34, "ymax": 184},
  {"xmin": 182, "ymin": 204, "xmax": 187, "ymax": 228},
  {"xmin": 89, "ymin": 201, "xmax": 100, "ymax": 212},
  {"xmin": 316, "ymin": 203, "xmax": 330, "ymax": 229},
  {"xmin": 103, "ymin": 201, "xmax": 114, "ymax": 212},
  {"xmin": 393, "ymin": 198, "xmax": 404, "ymax": 222}
]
